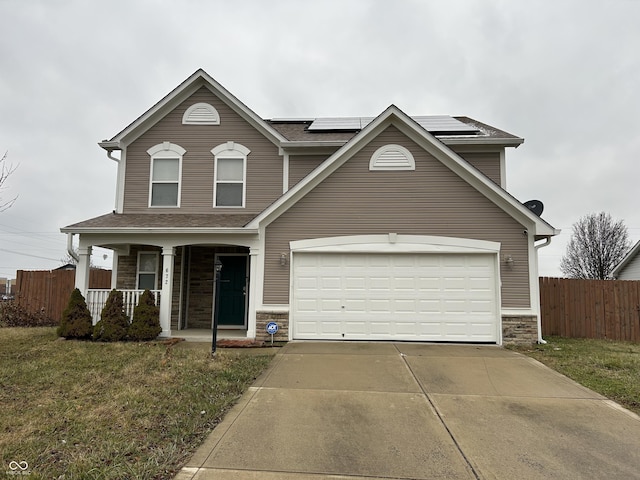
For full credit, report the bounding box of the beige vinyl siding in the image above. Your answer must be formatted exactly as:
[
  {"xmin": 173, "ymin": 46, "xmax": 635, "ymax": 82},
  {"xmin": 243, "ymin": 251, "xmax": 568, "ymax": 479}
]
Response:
[
  {"xmin": 288, "ymin": 155, "xmax": 329, "ymax": 189},
  {"xmin": 454, "ymin": 151, "xmax": 502, "ymax": 185},
  {"xmin": 123, "ymin": 87, "xmax": 283, "ymax": 214},
  {"xmin": 264, "ymin": 126, "xmax": 530, "ymax": 309}
]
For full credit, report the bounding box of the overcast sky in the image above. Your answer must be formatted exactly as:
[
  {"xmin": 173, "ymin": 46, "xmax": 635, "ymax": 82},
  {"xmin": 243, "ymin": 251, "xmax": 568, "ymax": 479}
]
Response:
[{"xmin": 1, "ymin": 0, "xmax": 639, "ymax": 281}]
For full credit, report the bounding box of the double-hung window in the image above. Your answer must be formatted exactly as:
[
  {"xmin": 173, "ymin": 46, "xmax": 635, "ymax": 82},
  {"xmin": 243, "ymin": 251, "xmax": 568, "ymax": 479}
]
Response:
[
  {"xmin": 137, "ymin": 252, "xmax": 158, "ymax": 290},
  {"xmin": 212, "ymin": 142, "xmax": 250, "ymax": 208},
  {"xmin": 147, "ymin": 142, "xmax": 186, "ymax": 207}
]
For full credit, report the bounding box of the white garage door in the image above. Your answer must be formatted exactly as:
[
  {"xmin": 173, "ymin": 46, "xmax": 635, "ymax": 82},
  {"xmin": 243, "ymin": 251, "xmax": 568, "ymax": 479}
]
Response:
[{"xmin": 292, "ymin": 252, "xmax": 498, "ymax": 342}]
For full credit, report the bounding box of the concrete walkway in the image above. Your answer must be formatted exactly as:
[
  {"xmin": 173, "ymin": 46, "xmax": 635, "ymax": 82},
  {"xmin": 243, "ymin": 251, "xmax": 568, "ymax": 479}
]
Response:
[{"xmin": 176, "ymin": 342, "xmax": 640, "ymax": 479}]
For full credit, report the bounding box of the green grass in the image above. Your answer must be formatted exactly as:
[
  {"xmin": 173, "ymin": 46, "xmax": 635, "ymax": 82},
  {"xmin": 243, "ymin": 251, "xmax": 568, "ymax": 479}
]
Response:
[
  {"xmin": 509, "ymin": 336, "xmax": 640, "ymax": 415},
  {"xmin": 0, "ymin": 327, "xmax": 275, "ymax": 479}
]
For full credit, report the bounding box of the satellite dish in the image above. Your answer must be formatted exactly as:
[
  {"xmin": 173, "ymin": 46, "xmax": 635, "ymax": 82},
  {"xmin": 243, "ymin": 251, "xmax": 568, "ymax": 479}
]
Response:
[{"xmin": 524, "ymin": 200, "xmax": 544, "ymax": 217}]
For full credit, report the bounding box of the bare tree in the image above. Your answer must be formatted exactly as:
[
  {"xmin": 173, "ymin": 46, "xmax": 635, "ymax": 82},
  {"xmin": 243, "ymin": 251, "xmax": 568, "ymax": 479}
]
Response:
[
  {"xmin": 0, "ymin": 151, "xmax": 17, "ymax": 211},
  {"xmin": 560, "ymin": 212, "xmax": 631, "ymax": 279},
  {"xmin": 60, "ymin": 247, "xmax": 99, "ymax": 268}
]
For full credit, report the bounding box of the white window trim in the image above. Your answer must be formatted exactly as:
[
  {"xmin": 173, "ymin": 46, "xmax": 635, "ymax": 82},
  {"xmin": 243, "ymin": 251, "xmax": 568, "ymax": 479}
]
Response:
[
  {"xmin": 147, "ymin": 142, "xmax": 185, "ymax": 208},
  {"xmin": 369, "ymin": 144, "xmax": 415, "ymax": 171},
  {"xmin": 212, "ymin": 141, "xmax": 250, "ymax": 208},
  {"xmin": 182, "ymin": 102, "xmax": 220, "ymax": 125},
  {"xmin": 136, "ymin": 251, "xmax": 159, "ymax": 290}
]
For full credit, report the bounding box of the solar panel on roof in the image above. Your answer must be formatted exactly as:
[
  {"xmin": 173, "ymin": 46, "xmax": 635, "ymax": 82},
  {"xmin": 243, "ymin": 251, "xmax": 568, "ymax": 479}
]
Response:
[
  {"xmin": 412, "ymin": 116, "xmax": 479, "ymax": 133},
  {"xmin": 307, "ymin": 117, "xmax": 368, "ymax": 130},
  {"xmin": 307, "ymin": 115, "xmax": 479, "ymax": 134}
]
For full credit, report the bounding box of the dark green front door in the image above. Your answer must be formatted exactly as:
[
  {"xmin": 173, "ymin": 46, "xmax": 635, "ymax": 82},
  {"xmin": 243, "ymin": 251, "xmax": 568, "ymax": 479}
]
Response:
[{"xmin": 216, "ymin": 255, "xmax": 247, "ymax": 327}]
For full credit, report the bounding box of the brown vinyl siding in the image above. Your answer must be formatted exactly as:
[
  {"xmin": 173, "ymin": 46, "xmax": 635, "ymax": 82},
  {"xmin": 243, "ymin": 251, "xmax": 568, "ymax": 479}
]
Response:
[
  {"xmin": 288, "ymin": 155, "xmax": 329, "ymax": 189},
  {"xmin": 123, "ymin": 87, "xmax": 283, "ymax": 214},
  {"xmin": 264, "ymin": 126, "xmax": 529, "ymax": 308}
]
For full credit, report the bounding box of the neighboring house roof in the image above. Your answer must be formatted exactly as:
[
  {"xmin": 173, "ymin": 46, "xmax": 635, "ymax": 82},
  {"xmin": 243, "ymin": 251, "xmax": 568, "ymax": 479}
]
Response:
[
  {"xmin": 248, "ymin": 104, "xmax": 558, "ymax": 239},
  {"xmin": 54, "ymin": 264, "xmax": 76, "ymax": 270},
  {"xmin": 612, "ymin": 240, "xmax": 640, "ymax": 279}
]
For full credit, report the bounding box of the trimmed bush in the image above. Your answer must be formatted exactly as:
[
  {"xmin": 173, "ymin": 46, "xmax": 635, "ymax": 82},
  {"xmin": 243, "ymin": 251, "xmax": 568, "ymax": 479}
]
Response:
[
  {"xmin": 57, "ymin": 288, "xmax": 93, "ymax": 338},
  {"xmin": 93, "ymin": 289, "xmax": 129, "ymax": 342},
  {"xmin": 128, "ymin": 290, "xmax": 161, "ymax": 341}
]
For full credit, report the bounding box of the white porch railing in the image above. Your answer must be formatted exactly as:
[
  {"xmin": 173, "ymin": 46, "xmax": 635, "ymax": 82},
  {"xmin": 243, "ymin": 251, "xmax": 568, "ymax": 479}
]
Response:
[{"xmin": 87, "ymin": 289, "xmax": 161, "ymax": 324}]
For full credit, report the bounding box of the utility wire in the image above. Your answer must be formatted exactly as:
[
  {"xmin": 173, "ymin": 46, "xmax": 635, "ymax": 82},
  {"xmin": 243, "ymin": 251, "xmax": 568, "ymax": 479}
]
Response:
[{"xmin": 0, "ymin": 247, "xmax": 61, "ymax": 262}]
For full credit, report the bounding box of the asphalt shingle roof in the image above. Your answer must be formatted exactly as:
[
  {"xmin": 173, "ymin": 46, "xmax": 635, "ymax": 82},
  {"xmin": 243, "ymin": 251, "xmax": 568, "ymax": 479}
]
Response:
[{"xmin": 64, "ymin": 212, "xmax": 258, "ymax": 230}]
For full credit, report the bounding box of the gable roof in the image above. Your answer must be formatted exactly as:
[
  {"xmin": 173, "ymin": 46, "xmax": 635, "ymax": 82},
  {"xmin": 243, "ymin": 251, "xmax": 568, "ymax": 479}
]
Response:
[
  {"xmin": 612, "ymin": 240, "xmax": 640, "ymax": 278},
  {"xmin": 98, "ymin": 69, "xmax": 287, "ymax": 150},
  {"xmin": 247, "ymin": 104, "xmax": 558, "ymax": 239}
]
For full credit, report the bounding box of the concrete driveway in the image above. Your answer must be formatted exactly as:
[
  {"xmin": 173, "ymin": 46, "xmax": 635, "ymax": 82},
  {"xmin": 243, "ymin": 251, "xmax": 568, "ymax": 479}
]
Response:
[{"xmin": 177, "ymin": 342, "xmax": 640, "ymax": 479}]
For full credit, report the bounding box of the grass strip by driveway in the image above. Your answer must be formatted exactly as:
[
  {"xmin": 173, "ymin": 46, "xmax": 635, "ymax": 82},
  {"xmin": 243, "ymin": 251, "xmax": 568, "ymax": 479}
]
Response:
[
  {"xmin": 509, "ymin": 336, "xmax": 640, "ymax": 415},
  {"xmin": 0, "ymin": 327, "xmax": 275, "ymax": 479}
]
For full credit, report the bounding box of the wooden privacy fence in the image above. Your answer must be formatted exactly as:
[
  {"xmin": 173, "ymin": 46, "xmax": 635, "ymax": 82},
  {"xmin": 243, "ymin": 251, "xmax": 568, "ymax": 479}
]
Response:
[
  {"xmin": 540, "ymin": 277, "xmax": 640, "ymax": 342},
  {"xmin": 16, "ymin": 269, "xmax": 112, "ymax": 323}
]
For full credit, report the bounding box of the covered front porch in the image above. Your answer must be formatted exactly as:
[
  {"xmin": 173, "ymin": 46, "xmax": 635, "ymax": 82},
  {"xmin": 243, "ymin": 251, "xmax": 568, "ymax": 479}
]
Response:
[
  {"xmin": 85, "ymin": 285, "xmax": 249, "ymax": 342},
  {"xmin": 69, "ymin": 230, "xmax": 261, "ymax": 340}
]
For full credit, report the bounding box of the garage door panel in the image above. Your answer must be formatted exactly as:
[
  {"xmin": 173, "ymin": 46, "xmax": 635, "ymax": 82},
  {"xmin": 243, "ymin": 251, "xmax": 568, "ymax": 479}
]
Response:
[
  {"xmin": 417, "ymin": 299, "xmax": 444, "ymax": 313},
  {"xmin": 344, "ymin": 277, "xmax": 366, "ymax": 290},
  {"xmin": 292, "ymin": 252, "xmax": 498, "ymax": 342},
  {"xmin": 319, "ymin": 299, "xmax": 342, "ymax": 312},
  {"xmin": 296, "ymin": 298, "xmax": 320, "ymax": 312},
  {"xmin": 393, "ymin": 277, "xmax": 417, "ymax": 290},
  {"xmin": 368, "ymin": 277, "xmax": 391, "ymax": 290},
  {"xmin": 370, "ymin": 299, "xmax": 392, "ymax": 312},
  {"xmin": 344, "ymin": 298, "xmax": 366, "ymax": 311},
  {"xmin": 392, "ymin": 299, "xmax": 417, "ymax": 312}
]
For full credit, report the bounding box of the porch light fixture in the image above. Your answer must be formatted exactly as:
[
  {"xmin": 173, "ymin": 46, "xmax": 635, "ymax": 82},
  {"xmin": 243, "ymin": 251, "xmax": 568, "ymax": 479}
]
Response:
[
  {"xmin": 280, "ymin": 253, "xmax": 288, "ymax": 267},
  {"xmin": 505, "ymin": 255, "xmax": 514, "ymax": 269},
  {"xmin": 212, "ymin": 258, "xmax": 223, "ymax": 356}
]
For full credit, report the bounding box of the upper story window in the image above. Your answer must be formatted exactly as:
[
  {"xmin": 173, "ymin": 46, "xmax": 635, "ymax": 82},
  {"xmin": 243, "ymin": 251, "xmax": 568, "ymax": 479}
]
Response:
[
  {"xmin": 147, "ymin": 142, "xmax": 185, "ymax": 207},
  {"xmin": 211, "ymin": 142, "xmax": 250, "ymax": 208},
  {"xmin": 369, "ymin": 144, "xmax": 415, "ymax": 171},
  {"xmin": 182, "ymin": 102, "xmax": 220, "ymax": 125}
]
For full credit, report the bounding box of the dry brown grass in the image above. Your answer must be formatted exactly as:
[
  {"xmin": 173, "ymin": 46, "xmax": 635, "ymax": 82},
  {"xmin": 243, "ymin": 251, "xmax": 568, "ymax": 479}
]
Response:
[
  {"xmin": 0, "ymin": 327, "xmax": 274, "ymax": 479},
  {"xmin": 509, "ymin": 336, "xmax": 640, "ymax": 415}
]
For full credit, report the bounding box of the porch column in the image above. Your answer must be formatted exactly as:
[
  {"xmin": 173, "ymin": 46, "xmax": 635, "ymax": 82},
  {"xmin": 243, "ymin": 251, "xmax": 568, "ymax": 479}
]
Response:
[
  {"xmin": 159, "ymin": 246, "xmax": 175, "ymax": 337},
  {"xmin": 110, "ymin": 250, "xmax": 119, "ymax": 289},
  {"xmin": 75, "ymin": 246, "xmax": 92, "ymax": 296}
]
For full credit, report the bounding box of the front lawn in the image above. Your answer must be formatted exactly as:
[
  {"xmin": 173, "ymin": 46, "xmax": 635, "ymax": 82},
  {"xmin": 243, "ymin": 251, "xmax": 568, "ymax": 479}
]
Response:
[
  {"xmin": 0, "ymin": 327, "xmax": 274, "ymax": 479},
  {"xmin": 509, "ymin": 336, "xmax": 640, "ymax": 415}
]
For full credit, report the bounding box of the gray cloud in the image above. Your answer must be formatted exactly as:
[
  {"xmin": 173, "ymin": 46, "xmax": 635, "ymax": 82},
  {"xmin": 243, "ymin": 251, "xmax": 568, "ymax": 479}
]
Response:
[{"xmin": 1, "ymin": 0, "xmax": 639, "ymax": 278}]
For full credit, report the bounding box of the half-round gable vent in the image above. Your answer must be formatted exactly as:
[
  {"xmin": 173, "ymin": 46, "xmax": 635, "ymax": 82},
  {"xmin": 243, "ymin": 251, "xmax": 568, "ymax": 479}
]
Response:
[
  {"xmin": 369, "ymin": 144, "xmax": 415, "ymax": 171},
  {"xmin": 182, "ymin": 102, "xmax": 220, "ymax": 125}
]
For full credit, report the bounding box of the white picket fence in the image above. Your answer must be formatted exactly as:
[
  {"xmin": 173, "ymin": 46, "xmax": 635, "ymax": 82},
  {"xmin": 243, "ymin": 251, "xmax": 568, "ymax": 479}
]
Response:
[{"xmin": 86, "ymin": 289, "xmax": 161, "ymax": 324}]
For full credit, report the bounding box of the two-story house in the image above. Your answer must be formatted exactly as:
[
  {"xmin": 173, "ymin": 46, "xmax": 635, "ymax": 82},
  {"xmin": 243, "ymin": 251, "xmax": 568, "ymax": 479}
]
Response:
[{"xmin": 62, "ymin": 69, "xmax": 558, "ymax": 345}]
